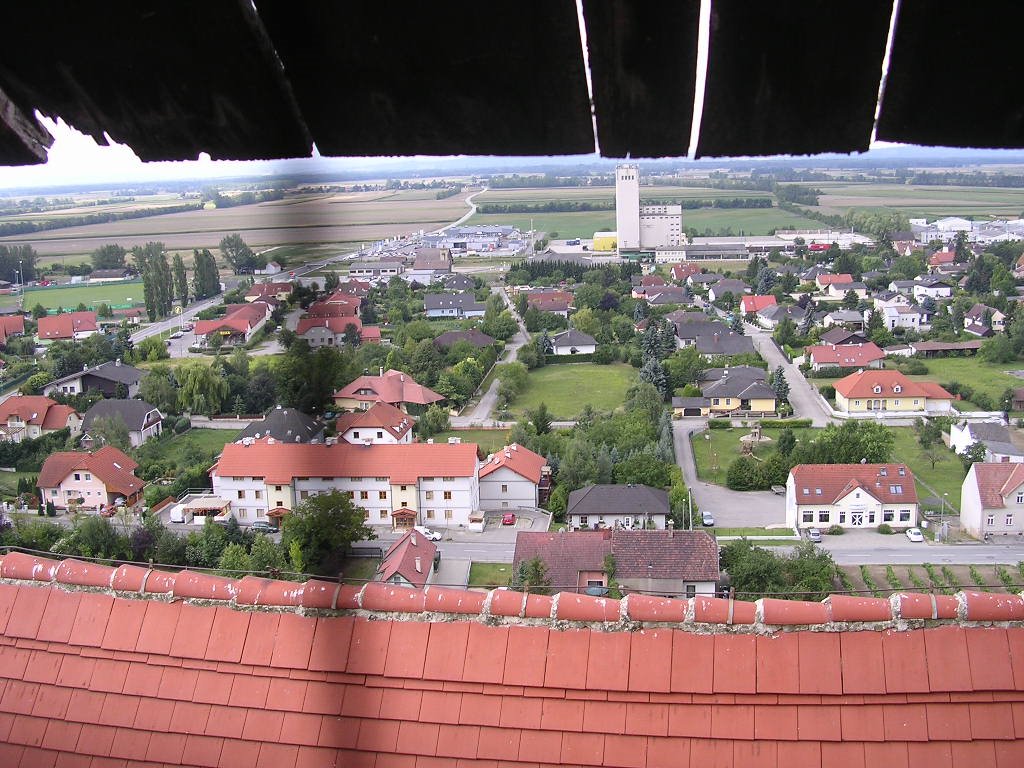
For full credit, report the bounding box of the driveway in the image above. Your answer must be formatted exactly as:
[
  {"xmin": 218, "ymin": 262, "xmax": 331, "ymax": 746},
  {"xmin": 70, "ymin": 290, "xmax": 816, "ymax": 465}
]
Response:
[
  {"xmin": 745, "ymin": 322, "xmax": 833, "ymax": 427},
  {"xmin": 672, "ymin": 418, "xmax": 787, "ymax": 527}
]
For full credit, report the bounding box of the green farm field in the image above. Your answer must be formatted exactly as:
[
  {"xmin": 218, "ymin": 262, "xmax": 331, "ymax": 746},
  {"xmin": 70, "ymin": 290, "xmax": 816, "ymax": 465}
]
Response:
[
  {"xmin": 810, "ymin": 182, "xmax": 1024, "ymax": 218},
  {"xmin": 469, "ymin": 211, "xmax": 615, "ymax": 239},
  {"xmin": 10, "ymin": 281, "xmax": 145, "ymax": 311},
  {"xmin": 509, "ymin": 363, "xmax": 638, "ymax": 420},
  {"xmin": 476, "ymin": 186, "xmax": 774, "ymax": 204}
]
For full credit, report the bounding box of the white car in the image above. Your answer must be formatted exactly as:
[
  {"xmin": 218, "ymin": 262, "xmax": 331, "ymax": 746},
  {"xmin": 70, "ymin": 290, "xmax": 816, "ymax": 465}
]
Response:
[
  {"xmin": 905, "ymin": 527, "xmax": 925, "ymax": 543},
  {"xmin": 414, "ymin": 525, "xmax": 442, "ymax": 541}
]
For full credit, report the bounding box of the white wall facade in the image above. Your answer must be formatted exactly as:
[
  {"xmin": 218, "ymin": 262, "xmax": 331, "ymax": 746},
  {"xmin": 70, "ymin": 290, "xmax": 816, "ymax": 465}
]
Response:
[
  {"xmin": 479, "ymin": 466, "xmax": 538, "ymax": 511},
  {"xmin": 786, "ymin": 475, "xmax": 918, "ymax": 529},
  {"xmin": 639, "ymin": 205, "xmax": 683, "ymax": 248},
  {"xmin": 552, "ymin": 341, "xmax": 596, "ymax": 355},
  {"xmin": 570, "ymin": 511, "xmax": 667, "ymax": 531},
  {"xmin": 960, "ymin": 465, "xmax": 1024, "ymax": 538},
  {"xmin": 340, "ymin": 426, "xmax": 411, "ymax": 445},
  {"xmin": 616, "ymin": 164, "xmax": 641, "ymax": 250},
  {"xmin": 211, "ymin": 474, "xmax": 270, "ymax": 522}
]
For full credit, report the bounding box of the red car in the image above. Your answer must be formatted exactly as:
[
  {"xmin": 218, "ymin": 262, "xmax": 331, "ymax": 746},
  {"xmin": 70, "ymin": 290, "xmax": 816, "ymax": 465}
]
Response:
[{"xmin": 501, "ymin": 513, "xmax": 517, "ymax": 526}]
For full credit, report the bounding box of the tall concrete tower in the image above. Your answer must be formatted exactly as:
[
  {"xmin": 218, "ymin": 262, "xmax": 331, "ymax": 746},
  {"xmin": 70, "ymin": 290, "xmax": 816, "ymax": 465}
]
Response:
[{"xmin": 615, "ymin": 164, "xmax": 640, "ymax": 251}]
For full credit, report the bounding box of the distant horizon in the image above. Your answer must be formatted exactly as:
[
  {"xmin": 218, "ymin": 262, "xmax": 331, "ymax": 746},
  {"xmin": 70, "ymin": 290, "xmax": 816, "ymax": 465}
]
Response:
[{"xmin": 3, "ymin": 116, "xmax": 1024, "ymax": 194}]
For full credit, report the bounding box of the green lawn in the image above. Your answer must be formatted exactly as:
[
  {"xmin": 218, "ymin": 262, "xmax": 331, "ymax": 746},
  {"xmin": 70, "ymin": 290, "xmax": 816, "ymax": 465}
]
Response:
[
  {"xmin": 889, "ymin": 427, "xmax": 965, "ymax": 512},
  {"xmin": 434, "ymin": 429, "xmax": 509, "ymax": 454},
  {"xmin": 467, "ymin": 211, "xmax": 615, "ymax": 239},
  {"xmin": 9, "ymin": 282, "xmax": 145, "ymax": 311},
  {"xmin": 133, "ymin": 428, "xmax": 239, "ymax": 469},
  {"xmin": 468, "ymin": 562, "xmax": 513, "ymax": 589},
  {"xmin": 339, "ymin": 558, "xmax": 381, "ymax": 585},
  {"xmin": 691, "ymin": 426, "xmax": 818, "ymax": 485},
  {"xmin": 681, "ymin": 207, "xmax": 825, "ymax": 235},
  {"xmin": 883, "ymin": 357, "xmax": 1023, "ymax": 408},
  {"xmin": 715, "ymin": 527, "xmax": 795, "ymax": 537},
  {"xmin": 509, "ymin": 363, "xmax": 638, "ymax": 420}
]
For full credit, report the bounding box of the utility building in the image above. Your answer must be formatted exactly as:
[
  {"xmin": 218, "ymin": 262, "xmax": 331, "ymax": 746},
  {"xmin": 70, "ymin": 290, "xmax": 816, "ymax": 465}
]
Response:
[{"xmin": 614, "ymin": 163, "xmax": 683, "ymax": 252}]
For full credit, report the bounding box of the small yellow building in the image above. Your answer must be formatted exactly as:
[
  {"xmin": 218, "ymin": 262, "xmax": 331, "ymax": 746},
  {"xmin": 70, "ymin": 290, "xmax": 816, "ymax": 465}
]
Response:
[
  {"xmin": 593, "ymin": 231, "xmax": 618, "ymax": 252},
  {"xmin": 833, "ymin": 370, "xmax": 954, "ymax": 414}
]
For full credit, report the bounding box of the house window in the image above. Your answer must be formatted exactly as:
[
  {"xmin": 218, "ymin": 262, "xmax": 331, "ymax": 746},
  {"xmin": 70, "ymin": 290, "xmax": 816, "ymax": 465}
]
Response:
[
  {"xmin": 83, "ymin": 474, "xmax": 91, "ymax": 481},
  {"xmin": 423, "ymin": 477, "xmax": 434, "ymax": 482},
  {"xmin": 818, "ymin": 511, "xmax": 830, "ymax": 523},
  {"xmin": 1007, "ymin": 514, "xmax": 1014, "ymax": 526},
  {"xmin": 1017, "ymin": 493, "xmax": 1023, "ymax": 504},
  {"xmin": 868, "ymin": 512, "xmax": 876, "ymax": 524},
  {"xmin": 893, "ymin": 385, "xmax": 901, "ymax": 393},
  {"xmin": 898, "ymin": 467, "xmax": 905, "ymax": 476},
  {"xmin": 74, "ymin": 474, "xmax": 80, "ymax": 481},
  {"xmin": 401, "ymin": 485, "xmax": 408, "ymax": 492},
  {"xmin": 377, "ymin": 431, "xmax": 383, "ymax": 438},
  {"xmin": 501, "ymin": 484, "xmax": 508, "ymax": 493},
  {"xmin": 425, "ymin": 491, "xmax": 434, "ymax": 500},
  {"xmin": 379, "ymin": 491, "xmax": 387, "ymax": 500},
  {"xmin": 814, "ymin": 488, "xmax": 822, "ymax": 495},
  {"xmin": 444, "ymin": 510, "xmax": 453, "ymax": 520},
  {"xmin": 893, "ymin": 400, "xmax": 900, "ymax": 406},
  {"xmin": 987, "ymin": 514, "xmax": 995, "ymax": 526},
  {"xmin": 353, "ymin": 432, "xmax": 359, "ymax": 438},
  {"xmin": 443, "ymin": 491, "xmax": 452, "ymax": 500},
  {"xmin": 883, "ymin": 511, "xmax": 894, "ymax": 522},
  {"xmin": 685, "ymin": 585, "xmax": 696, "ymax": 598},
  {"xmin": 899, "ymin": 510, "xmax": 911, "ymax": 522},
  {"xmin": 802, "ymin": 488, "xmax": 809, "ymax": 495},
  {"xmin": 839, "ymin": 511, "xmax": 846, "ymax": 524},
  {"xmin": 443, "ymin": 476, "xmax": 454, "ymax": 482},
  {"xmin": 580, "ymin": 516, "xmax": 589, "ymax": 527},
  {"xmin": 300, "ymin": 491, "xmax": 309, "ymax": 500},
  {"xmin": 50, "ymin": 489, "xmax": 57, "ymax": 497},
  {"xmin": 254, "ymin": 490, "xmax": 262, "ymax": 500},
  {"xmin": 237, "ymin": 490, "xmax": 245, "ymax": 500},
  {"xmin": 802, "ymin": 511, "xmax": 813, "ymax": 523},
  {"xmin": 363, "ymin": 510, "xmax": 370, "ymax": 520},
  {"xmin": 712, "ymin": 398, "xmax": 720, "ymax": 406},
  {"xmin": 855, "ymin": 400, "xmax": 861, "ymax": 406},
  {"xmin": 379, "ymin": 510, "xmax": 388, "ymax": 519},
  {"xmin": 276, "ymin": 501, "xmax": 283, "ymax": 507},
  {"xmin": 376, "ymin": 477, "xmax": 387, "ymax": 482},
  {"xmin": 913, "ymin": 400, "xmax": 919, "ymax": 406},
  {"xmin": 275, "ymin": 485, "xmax": 282, "ymax": 492},
  {"xmin": 890, "ymin": 485, "xmax": 902, "ymax": 494},
  {"xmin": 426, "ymin": 509, "xmax": 435, "ymax": 519},
  {"xmin": 237, "ymin": 509, "xmax": 248, "ymax": 520},
  {"xmin": 346, "ymin": 491, "xmax": 354, "ymax": 499},
  {"xmin": 360, "ymin": 491, "xmax": 369, "ymax": 500}
]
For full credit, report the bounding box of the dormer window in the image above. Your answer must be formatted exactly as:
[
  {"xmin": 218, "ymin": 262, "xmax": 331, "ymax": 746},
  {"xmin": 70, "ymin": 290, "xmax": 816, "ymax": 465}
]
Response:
[
  {"xmin": 802, "ymin": 488, "xmax": 809, "ymax": 494},
  {"xmin": 873, "ymin": 385, "xmax": 882, "ymax": 394},
  {"xmin": 815, "ymin": 488, "xmax": 822, "ymax": 495},
  {"xmin": 890, "ymin": 485, "xmax": 902, "ymax": 494},
  {"xmin": 880, "ymin": 468, "xmax": 888, "ymax": 476},
  {"xmin": 898, "ymin": 466, "xmax": 905, "ymax": 476},
  {"xmin": 893, "ymin": 385, "xmax": 902, "ymax": 393}
]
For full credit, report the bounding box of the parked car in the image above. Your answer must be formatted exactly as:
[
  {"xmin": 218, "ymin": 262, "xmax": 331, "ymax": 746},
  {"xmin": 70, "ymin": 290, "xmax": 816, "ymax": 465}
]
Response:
[
  {"xmin": 905, "ymin": 527, "xmax": 924, "ymax": 543},
  {"xmin": 250, "ymin": 520, "xmax": 274, "ymax": 533},
  {"xmin": 807, "ymin": 528, "xmax": 822, "ymax": 543},
  {"xmin": 701, "ymin": 511, "xmax": 715, "ymax": 527},
  {"xmin": 414, "ymin": 525, "xmax": 442, "ymax": 541},
  {"xmin": 501, "ymin": 513, "xmax": 517, "ymax": 526}
]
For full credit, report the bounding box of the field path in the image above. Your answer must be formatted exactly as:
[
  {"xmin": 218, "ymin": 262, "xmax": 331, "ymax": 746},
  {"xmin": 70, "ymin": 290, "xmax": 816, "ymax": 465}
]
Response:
[{"xmin": 438, "ymin": 188, "xmax": 486, "ymax": 233}]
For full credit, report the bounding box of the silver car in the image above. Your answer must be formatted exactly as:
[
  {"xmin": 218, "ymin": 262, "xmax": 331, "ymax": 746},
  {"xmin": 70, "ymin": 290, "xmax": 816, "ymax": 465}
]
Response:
[{"xmin": 807, "ymin": 528, "xmax": 823, "ymax": 543}]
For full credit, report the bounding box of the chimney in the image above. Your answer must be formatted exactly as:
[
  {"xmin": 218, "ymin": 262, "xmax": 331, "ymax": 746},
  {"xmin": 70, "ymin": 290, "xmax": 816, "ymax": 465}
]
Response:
[
  {"xmin": 414, "ymin": 557, "xmax": 422, "ymax": 574},
  {"xmin": 115, "ymin": 358, "xmax": 121, "ymax": 367},
  {"xmin": 379, "ymin": 366, "xmax": 384, "ymax": 377}
]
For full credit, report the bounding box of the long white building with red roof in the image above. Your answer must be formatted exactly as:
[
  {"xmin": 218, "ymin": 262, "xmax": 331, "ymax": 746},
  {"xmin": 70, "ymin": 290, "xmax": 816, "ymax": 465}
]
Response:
[{"xmin": 786, "ymin": 463, "xmax": 920, "ymax": 531}]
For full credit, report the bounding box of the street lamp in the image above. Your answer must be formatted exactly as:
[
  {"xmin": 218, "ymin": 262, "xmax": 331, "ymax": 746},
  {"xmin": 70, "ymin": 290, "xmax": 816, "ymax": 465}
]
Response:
[{"xmin": 941, "ymin": 492, "xmax": 948, "ymax": 521}]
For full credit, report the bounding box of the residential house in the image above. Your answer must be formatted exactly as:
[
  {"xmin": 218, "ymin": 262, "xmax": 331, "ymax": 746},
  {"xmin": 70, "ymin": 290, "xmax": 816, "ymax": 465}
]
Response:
[
  {"xmin": 238, "ymin": 404, "xmax": 325, "ymax": 444},
  {"xmin": 0, "ymin": 315, "xmax": 24, "ymax": 347},
  {"xmin": 801, "ymin": 265, "xmax": 831, "ymax": 282},
  {"xmin": 700, "ymin": 366, "xmax": 776, "ymax": 414},
  {"xmin": 757, "ymin": 303, "xmax": 806, "ymax": 329},
  {"xmin": 423, "ymin": 292, "xmax": 486, "ymax": 318},
  {"xmin": 803, "ymin": 342, "xmax": 885, "ymax": 371},
  {"xmin": 338, "ymin": 277, "xmax": 371, "ymax": 296},
  {"xmin": 959, "ymin": 462, "xmax": 1024, "ymax": 538},
  {"xmin": 244, "ymin": 281, "xmax": 292, "ymax": 302},
  {"xmin": 645, "ymin": 286, "xmax": 690, "ymax": 306},
  {"xmin": 881, "ymin": 304, "xmax": 926, "ymax": 331},
  {"xmin": 630, "ymin": 274, "xmax": 667, "ymax": 299},
  {"xmin": 88, "ymin": 268, "xmax": 134, "ymax": 282},
  {"xmin": 110, "ymin": 308, "xmax": 144, "ymax": 325},
  {"xmin": 823, "ymin": 309, "xmax": 865, "ymax": 330},
  {"xmin": 550, "ymin": 329, "xmax": 596, "ymax": 355},
  {"xmin": 406, "ymin": 247, "xmax": 452, "ymax": 283},
  {"xmin": 820, "ymin": 327, "xmax": 871, "ymax": 346},
  {"xmin": 333, "ymin": 368, "xmax": 444, "ymax": 413},
  {"xmin": 694, "ymin": 330, "xmax": 755, "ymax": 358},
  {"xmin": 912, "ymin": 275, "xmax": 955, "ymax": 300},
  {"xmin": 826, "ymin": 282, "xmax": 868, "ymax": 300},
  {"xmin": 432, "ymin": 329, "xmax": 496, "ymax": 350},
  {"xmin": 928, "ymin": 250, "xmax": 956, "ymax": 270},
  {"xmin": 193, "ymin": 302, "xmax": 271, "ymax": 347},
  {"xmin": 306, "ymin": 290, "xmax": 361, "ymax": 317},
  {"xmin": 335, "ymin": 402, "xmax": 414, "ymax": 445},
  {"xmin": 949, "ymin": 421, "xmax": 1024, "ymax": 463},
  {"xmin": 440, "ymin": 273, "xmax": 476, "ymax": 292},
  {"xmin": 872, "ymin": 290, "xmax": 911, "ymax": 312},
  {"xmin": 670, "ymin": 262, "xmax": 702, "ymax": 283},
  {"xmin": 1013, "ymin": 388, "xmax": 1024, "ymax": 411},
  {"xmin": 964, "ymin": 303, "xmax": 1005, "ymax": 337},
  {"xmin": 739, "ymin": 295, "xmax": 776, "ymax": 315},
  {"xmin": 296, "ymin": 315, "xmax": 376, "ymax": 347},
  {"xmin": 833, "ymin": 369, "xmax": 954, "ymax": 414},
  {"xmin": 816, "ymin": 273, "xmax": 854, "ymax": 289},
  {"xmin": 526, "ymin": 290, "xmax": 573, "ymax": 317},
  {"xmin": 512, "ymin": 529, "xmax": 720, "ymax": 597},
  {"xmin": 43, "ymin": 359, "xmax": 144, "ymax": 399},
  {"xmin": 375, "ymin": 529, "xmax": 437, "ymax": 589},
  {"xmin": 37, "ymin": 445, "xmax": 143, "ymax": 511},
  {"xmin": 478, "ymin": 443, "xmax": 548, "ymax": 511},
  {"xmin": 671, "ymin": 396, "xmax": 711, "ymax": 417},
  {"xmin": 348, "ymin": 260, "xmax": 405, "ymax": 280},
  {"xmin": 686, "ymin": 272, "xmax": 722, "ymax": 288},
  {"xmin": 888, "ymin": 279, "xmax": 918, "ymax": 296},
  {"xmin": 37, "ymin": 311, "xmax": 98, "ymax": 342},
  {"xmin": 81, "ymin": 399, "xmax": 163, "ymax": 448},
  {"xmin": 210, "ymin": 441, "xmax": 479, "ymax": 528},
  {"xmin": 0, "ymin": 396, "xmax": 81, "ymax": 443},
  {"xmin": 567, "ymin": 484, "xmax": 670, "ymax": 531},
  {"xmin": 707, "ymin": 278, "xmax": 747, "ymax": 303},
  {"xmin": 253, "ymin": 260, "xmax": 282, "ymax": 275},
  {"xmin": 786, "ymin": 463, "xmax": 919, "ymax": 530}
]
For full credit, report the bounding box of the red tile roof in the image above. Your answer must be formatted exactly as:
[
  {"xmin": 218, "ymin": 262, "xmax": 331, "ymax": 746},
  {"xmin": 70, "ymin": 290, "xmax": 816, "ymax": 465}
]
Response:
[
  {"xmin": 213, "ymin": 441, "xmax": 478, "ymax": 485},
  {"xmin": 295, "ymin": 314, "xmax": 362, "ymax": 336},
  {"xmin": 37, "ymin": 445, "xmax": 141, "ymax": 497},
  {"xmin": 968, "ymin": 463, "xmax": 1024, "ymax": 509},
  {"xmin": 929, "ymin": 250, "xmax": 956, "ymax": 265},
  {"xmin": 194, "ymin": 302, "xmax": 269, "ymax": 337},
  {"xmin": 244, "ymin": 281, "xmax": 292, "ymax": 298},
  {"xmin": 816, "ymin": 273, "xmax": 853, "ymax": 286},
  {"xmin": 806, "ymin": 342, "xmax": 885, "ymax": 367},
  {"xmin": 377, "ymin": 529, "xmax": 437, "ymax": 588},
  {"xmin": 739, "ymin": 294, "xmax": 777, "ymax": 314},
  {"xmin": 334, "ymin": 368, "xmax": 444, "ymax": 407},
  {"xmin": 335, "ymin": 402, "xmax": 414, "ymax": 441},
  {"xmin": 790, "ymin": 463, "xmax": 919, "ymax": 505},
  {"xmin": 0, "ymin": 396, "xmax": 78, "ymax": 429},
  {"xmin": 670, "ymin": 262, "xmax": 702, "ymax": 282},
  {"xmin": 37, "ymin": 311, "xmax": 97, "ymax": 340},
  {"xmin": 0, "ymin": 314, "xmax": 24, "ymax": 345},
  {"xmin": 479, "ymin": 443, "xmax": 547, "ymax": 483},
  {"xmin": 1, "ymin": 551, "xmax": 1023, "ymax": 768},
  {"xmin": 834, "ymin": 369, "xmax": 954, "ymax": 400}
]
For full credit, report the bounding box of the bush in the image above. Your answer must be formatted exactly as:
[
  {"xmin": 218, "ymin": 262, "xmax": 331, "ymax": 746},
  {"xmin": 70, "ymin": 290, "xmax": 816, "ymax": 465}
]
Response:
[
  {"xmin": 763, "ymin": 418, "xmax": 812, "ymax": 428},
  {"xmin": 592, "ymin": 346, "xmax": 614, "ymax": 365},
  {"xmin": 726, "ymin": 456, "xmax": 762, "ymax": 491},
  {"xmin": 708, "ymin": 420, "xmax": 732, "ymax": 430},
  {"xmin": 806, "ymin": 366, "xmax": 845, "ymax": 379},
  {"xmin": 898, "ymin": 358, "xmax": 929, "ymax": 375},
  {"xmin": 174, "ymin": 416, "xmax": 191, "ymax": 433},
  {"xmin": 818, "ymin": 385, "xmax": 836, "ymax": 400},
  {"xmin": 826, "ymin": 525, "xmax": 844, "ymax": 535},
  {"xmin": 877, "ymin": 523, "xmax": 893, "ymax": 535}
]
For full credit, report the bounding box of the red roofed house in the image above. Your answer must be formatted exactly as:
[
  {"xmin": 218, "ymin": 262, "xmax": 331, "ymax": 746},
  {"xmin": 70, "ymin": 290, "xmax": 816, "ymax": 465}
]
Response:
[
  {"xmin": 513, "ymin": 529, "xmax": 719, "ymax": 597},
  {"xmin": 1, "ymin": 545, "xmax": 1024, "ymax": 767},
  {"xmin": 960, "ymin": 462, "xmax": 1024, "ymax": 539},
  {"xmin": 335, "ymin": 402, "xmax": 414, "ymax": 444},
  {"xmin": 211, "ymin": 441, "xmax": 479, "ymax": 529},
  {"xmin": 478, "ymin": 443, "xmax": 548, "ymax": 511},
  {"xmin": 526, "ymin": 290, "xmax": 573, "ymax": 317},
  {"xmin": 334, "ymin": 368, "xmax": 444, "ymax": 413},
  {"xmin": 833, "ymin": 369, "xmax": 954, "ymax": 414},
  {"xmin": 670, "ymin": 262, "xmax": 702, "ymax": 283},
  {"xmin": 929, "ymin": 249, "xmax": 956, "ymax": 269},
  {"xmin": 739, "ymin": 294, "xmax": 777, "ymax": 315},
  {"xmin": 306, "ymin": 290, "xmax": 361, "ymax": 317},
  {"xmin": 787, "ymin": 463, "xmax": 919, "ymax": 530},
  {"xmin": 0, "ymin": 395, "xmax": 81, "ymax": 443},
  {"xmin": 376, "ymin": 528, "xmax": 437, "ymax": 588},
  {"xmin": 815, "ymin": 272, "xmax": 853, "ymax": 288},
  {"xmin": 37, "ymin": 445, "xmax": 142, "ymax": 511},
  {"xmin": 36, "ymin": 310, "xmax": 98, "ymax": 342},
  {"xmin": 804, "ymin": 341, "xmax": 885, "ymax": 371},
  {"xmin": 193, "ymin": 302, "xmax": 270, "ymax": 347},
  {"xmin": 244, "ymin": 281, "xmax": 292, "ymax": 302},
  {"xmin": 296, "ymin": 314, "xmax": 370, "ymax": 348},
  {"xmin": 0, "ymin": 314, "xmax": 24, "ymax": 347}
]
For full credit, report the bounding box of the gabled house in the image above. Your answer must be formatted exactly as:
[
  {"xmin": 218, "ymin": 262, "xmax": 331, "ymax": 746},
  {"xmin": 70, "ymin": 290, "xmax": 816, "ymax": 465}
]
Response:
[
  {"xmin": 37, "ymin": 445, "xmax": 143, "ymax": 511},
  {"xmin": 786, "ymin": 463, "xmax": 919, "ymax": 530},
  {"xmin": 37, "ymin": 311, "xmax": 98, "ymax": 342},
  {"xmin": 756, "ymin": 303, "xmax": 806, "ymax": 329},
  {"xmin": 333, "ymin": 368, "xmax": 444, "ymax": 413},
  {"xmin": 43, "ymin": 359, "xmax": 144, "ymax": 399},
  {"xmin": 513, "ymin": 529, "xmax": 719, "ymax": 597},
  {"xmin": 881, "ymin": 304, "xmax": 926, "ymax": 331},
  {"xmin": 700, "ymin": 366, "xmax": 776, "ymax": 414},
  {"xmin": 645, "ymin": 286, "xmax": 690, "ymax": 306},
  {"xmin": 526, "ymin": 290, "xmax": 574, "ymax": 317},
  {"xmin": 406, "ymin": 247, "xmax": 452, "ymax": 283},
  {"xmin": 816, "ymin": 273, "xmax": 853, "ymax": 289},
  {"xmin": 686, "ymin": 272, "xmax": 722, "ymax": 288},
  {"xmin": 376, "ymin": 529, "xmax": 437, "ymax": 589},
  {"xmin": 964, "ymin": 303, "xmax": 1005, "ymax": 337},
  {"xmin": 833, "ymin": 369, "xmax": 954, "ymax": 414},
  {"xmin": 194, "ymin": 302, "xmax": 271, "ymax": 347},
  {"xmin": 928, "ymin": 250, "xmax": 956, "ymax": 270},
  {"xmin": 823, "ymin": 309, "xmax": 865, "ymax": 330},
  {"xmin": 960, "ymin": 462, "xmax": 1024, "ymax": 538},
  {"xmin": 707, "ymin": 278, "xmax": 747, "ymax": 303},
  {"xmin": 254, "ymin": 260, "xmax": 282, "ymax": 275},
  {"xmin": 567, "ymin": 484, "xmax": 670, "ymax": 531},
  {"xmin": 669, "ymin": 262, "xmax": 702, "ymax": 283},
  {"xmin": 432, "ymin": 329, "xmax": 496, "ymax": 350},
  {"xmin": 694, "ymin": 330, "xmax": 755, "ymax": 358},
  {"xmin": 237, "ymin": 404, "xmax": 325, "ymax": 444},
  {"xmin": 244, "ymin": 281, "xmax": 292, "ymax": 302},
  {"xmin": 306, "ymin": 291, "xmax": 361, "ymax": 317},
  {"xmin": 349, "ymin": 260, "xmax": 405, "ymax": 280},
  {"xmin": 826, "ymin": 281, "xmax": 867, "ymax": 299},
  {"xmin": 0, "ymin": 314, "xmax": 25, "ymax": 347},
  {"xmin": 820, "ymin": 327, "xmax": 871, "ymax": 346},
  {"xmin": 296, "ymin": 315, "xmax": 376, "ymax": 348},
  {"xmin": 335, "ymin": 402, "xmax": 414, "ymax": 445},
  {"xmin": 912, "ymin": 275, "xmax": 955, "ymax": 300},
  {"xmin": 478, "ymin": 443, "xmax": 548, "ymax": 511},
  {"xmin": 550, "ymin": 329, "xmax": 596, "ymax": 355},
  {"xmin": 81, "ymin": 399, "xmax": 163, "ymax": 448},
  {"xmin": 872, "ymin": 290, "xmax": 910, "ymax": 311},
  {"xmin": 0, "ymin": 396, "xmax": 81, "ymax": 443},
  {"xmin": 630, "ymin": 274, "xmax": 667, "ymax": 299},
  {"xmin": 950, "ymin": 421, "xmax": 1024, "ymax": 463},
  {"xmin": 739, "ymin": 294, "xmax": 776, "ymax": 315},
  {"xmin": 423, "ymin": 292, "xmax": 486, "ymax": 318},
  {"xmin": 803, "ymin": 342, "xmax": 885, "ymax": 371}
]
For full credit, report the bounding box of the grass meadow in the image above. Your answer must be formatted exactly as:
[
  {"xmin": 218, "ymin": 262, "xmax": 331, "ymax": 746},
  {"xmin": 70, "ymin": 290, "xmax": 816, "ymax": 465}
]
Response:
[{"xmin": 508, "ymin": 363, "xmax": 638, "ymax": 420}]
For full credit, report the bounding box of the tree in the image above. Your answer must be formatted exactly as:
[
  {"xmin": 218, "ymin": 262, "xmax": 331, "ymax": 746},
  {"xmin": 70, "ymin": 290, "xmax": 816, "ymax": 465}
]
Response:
[
  {"xmin": 274, "ymin": 342, "xmax": 342, "ymax": 415},
  {"xmin": 663, "ymin": 345, "xmax": 707, "ymax": 392},
  {"xmin": 773, "ymin": 318, "xmax": 797, "ymax": 348},
  {"xmin": 980, "ymin": 334, "xmax": 1015, "ymax": 363},
  {"xmin": 22, "ymin": 372, "xmax": 53, "ymax": 396},
  {"xmin": 790, "ymin": 420, "xmax": 894, "ymax": 465},
  {"xmin": 176, "ymin": 361, "xmax": 230, "ymax": 415},
  {"xmin": 87, "ymin": 414, "xmax": 131, "ymax": 452},
  {"xmin": 218, "ymin": 542, "xmax": 254, "ymax": 575},
  {"xmin": 31, "ymin": 303, "xmax": 47, "ymax": 320},
  {"xmin": 220, "ymin": 233, "xmax": 260, "ymax": 274},
  {"xmin": 140, "ymin": 365, "xmax": 179, "ymax": 414},
  {"xmin": 90, "ymin": 244, "xmax": 127, "ymax": 271},
  {"xmin": 841, "ymin": 290, "xmax": 859, "ymax": 309},
  {"xmin": 536, "ymin": 330, "xmax": 553, "ymax": 357},
  {"xmin": 250, "ymin": 534, "xmax": 289, "ymax": 574},
  {"xmin": 613, "ymin": 447, "xmax": 670, "ymax": 487},
  {"xmin": 172, "ymin": 253, "xmax": 189, "ymax": 306},
  {"xmin": 281, "ymin": 491, "xmax": 375, "ymax": 576},
  {"xmin": 510, "ymin": 556, "xmax": 551, "ymax": 594},
  {"xmin": 920, "ymin": 446, "xmax": 944, "ymax": 470},
  {"xmin": 416, "ymin": 404, "xmax": 450, "ymax": 438},
  {"xmin": 953, "ymin": 230, "xmax": 970, "ymax": 263},
  {"xmin": 730, "ymin": 313, "xmax": 744, "ymax": 334},
  {"xmin": 771, "ymin": 366, "xmax": 790, "ymax": 403},
  {"xmin": 530, "ymin": 402, "xmax": 553, "ymax": 435},
  {"xmin": 777, "ymin": 428, "xmax": 796, "ymax": 457},
  {"xmin": 914, "ymin": 417, "xmax": 944, "ymax": 449},
  {"xmin": 961, "ymin": 441, "xmax": 988, "ymax": 471},
  {"xmin": 639, "ymin": 358, "xmax": 670, "ymax": 400}
]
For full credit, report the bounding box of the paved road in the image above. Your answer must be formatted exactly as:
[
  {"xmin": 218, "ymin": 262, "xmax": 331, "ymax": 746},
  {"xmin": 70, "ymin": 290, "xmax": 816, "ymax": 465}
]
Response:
[
  {"xmin": 438, "ymin": 189, "xmax": 485, "ymax": 232},
  {"xmin": 129, "ymin": 295, "xmax": 223, "ymax": 344},
  {"xmin": 777, "ymin": 529, "xmax": 1024, "ymax": 565},
  {"xmin": 745, "ymin": 321, "xmax": 833, "ymax": 427}
]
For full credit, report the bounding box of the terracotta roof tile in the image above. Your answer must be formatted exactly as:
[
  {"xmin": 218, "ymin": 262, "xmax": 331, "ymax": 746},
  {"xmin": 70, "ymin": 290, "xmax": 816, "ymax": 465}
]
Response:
[
  {"xmin": 756, "ymin": 633, "xmax": 800, "ymax": 694},
  {"xmin": 713, "ymin": 635, "xmax": 757, "ymax": 693}
]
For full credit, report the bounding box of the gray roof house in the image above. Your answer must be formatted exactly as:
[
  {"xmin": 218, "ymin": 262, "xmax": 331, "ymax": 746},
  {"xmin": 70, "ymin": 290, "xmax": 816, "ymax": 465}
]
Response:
[
  {"xmin": 550, "ymin": 329, "xmax": 597, "ymax": 355},
  {"xmin": 566, "ymin": 484, "xmax": 671, "ymax": 531},
  {"xmin": 701, "ymin": 365, "xmax": 766, "ymax": 384},
  {"xmin": 694, "ymin": 331, "xmax": 756, "ymax": 357},
  {"xmin": 81, "ymin": 399, "xmax": 163, "ymax": 448},
  {"xmin": 707, "ymin": 279, "xmax": 748, "ymax": 302},
  {"xmin": 950, "ymin": 421, "xmax": 1024, "ymax": 464},
  {"xmin": 432, "ymin": 329, "xmax": 496, "ymax": 350},
  {"xmin": 238, "ymin": 405, "xmax": 325, "ymax": 444},
  {"xmin": 43, "ymin": 360, "xmax": 145, "ymax": 399},
  {"xmin": 423, "ymin": 292, "xmax": 486, "ymax": 318}
]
